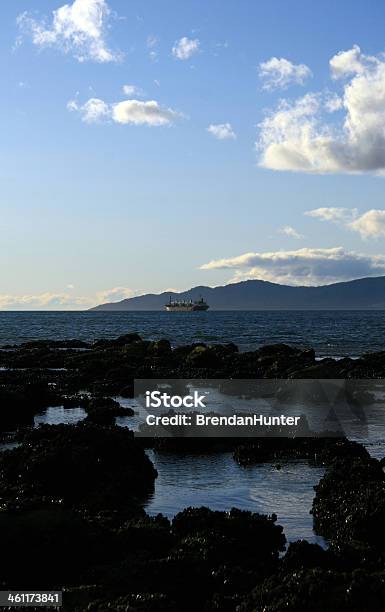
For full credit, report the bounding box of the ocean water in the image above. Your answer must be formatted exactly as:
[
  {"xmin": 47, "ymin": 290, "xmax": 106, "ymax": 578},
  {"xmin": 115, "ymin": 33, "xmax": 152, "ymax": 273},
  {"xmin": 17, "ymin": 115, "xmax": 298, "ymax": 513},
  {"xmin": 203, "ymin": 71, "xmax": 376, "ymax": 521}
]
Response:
[{"xmin": 0, "ymin": 310, "xmax": 384, "ymax": 357}]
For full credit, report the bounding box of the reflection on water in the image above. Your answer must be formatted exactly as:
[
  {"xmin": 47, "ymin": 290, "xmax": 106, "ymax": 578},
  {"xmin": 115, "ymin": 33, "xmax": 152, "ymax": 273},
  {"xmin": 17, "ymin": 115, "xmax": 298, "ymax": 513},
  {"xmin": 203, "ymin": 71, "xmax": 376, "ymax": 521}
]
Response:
[
  {"xmin": 24, "ymin": 401, "xmax": 385, "ymax": 545},
  {"xmin": 33, "ymin": 403, "xmax": 326, "ymax": 543},
  {"xmin": 144, "ymin": 450, "xmax": 325, "ymax": 545},
  {"xmin": 34, "ymin": 406, "xmax": 87, "ymax": 427}
]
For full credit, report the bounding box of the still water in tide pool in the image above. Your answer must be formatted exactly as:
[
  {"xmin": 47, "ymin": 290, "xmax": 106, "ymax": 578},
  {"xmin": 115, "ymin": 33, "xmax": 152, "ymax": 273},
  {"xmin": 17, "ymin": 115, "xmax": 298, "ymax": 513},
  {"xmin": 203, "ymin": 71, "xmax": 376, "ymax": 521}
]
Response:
[{"xmin": 32, "ymin": 406, "xmax": 325, "ymax": 545}]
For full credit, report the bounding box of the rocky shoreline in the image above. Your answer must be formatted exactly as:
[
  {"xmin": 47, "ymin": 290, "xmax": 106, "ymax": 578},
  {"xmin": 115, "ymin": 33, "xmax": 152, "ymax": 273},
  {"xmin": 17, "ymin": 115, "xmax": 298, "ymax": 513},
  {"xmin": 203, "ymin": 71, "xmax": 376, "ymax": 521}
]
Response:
[{"xmin": 1, "ymin": 334, "xmax": 385, "ymax": 610}]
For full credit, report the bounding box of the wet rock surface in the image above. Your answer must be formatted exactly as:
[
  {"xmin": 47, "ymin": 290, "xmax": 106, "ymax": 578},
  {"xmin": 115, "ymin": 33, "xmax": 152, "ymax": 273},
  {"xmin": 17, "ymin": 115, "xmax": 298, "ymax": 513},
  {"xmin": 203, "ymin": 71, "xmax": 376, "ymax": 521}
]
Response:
[
  {"xmin": 0, "ymin": 423, "xmax": 157, "ymax": 514},
  {"xmin": 313, "ymin": 455, "xmax": 385, "ymax": 547},
  {"xmin": 0, "ymin": 333, "xmax": 385, "ymax": 610},
  {"xmin": 0, "ymin": 333, "xmax": 384, "ymax": 434}
]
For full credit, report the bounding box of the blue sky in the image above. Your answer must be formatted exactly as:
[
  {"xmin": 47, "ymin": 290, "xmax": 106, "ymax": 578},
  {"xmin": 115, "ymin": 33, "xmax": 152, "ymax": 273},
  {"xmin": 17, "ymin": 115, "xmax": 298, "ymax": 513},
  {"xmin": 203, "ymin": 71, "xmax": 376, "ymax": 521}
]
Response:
[{"xmin": 2, "ymin": 0, "xmax": 385, "ymax": 308}]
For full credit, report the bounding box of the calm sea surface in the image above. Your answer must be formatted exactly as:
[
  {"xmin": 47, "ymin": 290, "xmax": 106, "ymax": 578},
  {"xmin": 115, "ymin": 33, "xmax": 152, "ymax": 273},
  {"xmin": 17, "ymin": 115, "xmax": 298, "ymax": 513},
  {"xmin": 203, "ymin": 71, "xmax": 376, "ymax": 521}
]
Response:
[{"xmin": 0, "ymin": 310, "xmax": 384, "ymax": 357}]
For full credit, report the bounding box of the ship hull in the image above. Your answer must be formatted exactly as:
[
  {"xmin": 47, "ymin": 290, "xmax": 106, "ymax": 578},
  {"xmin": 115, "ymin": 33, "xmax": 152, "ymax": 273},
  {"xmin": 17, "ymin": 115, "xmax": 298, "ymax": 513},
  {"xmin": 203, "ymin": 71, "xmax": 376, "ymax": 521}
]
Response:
[{"xmin": 165, "ymin": 305, "xmax": 209, "ymax": 312}]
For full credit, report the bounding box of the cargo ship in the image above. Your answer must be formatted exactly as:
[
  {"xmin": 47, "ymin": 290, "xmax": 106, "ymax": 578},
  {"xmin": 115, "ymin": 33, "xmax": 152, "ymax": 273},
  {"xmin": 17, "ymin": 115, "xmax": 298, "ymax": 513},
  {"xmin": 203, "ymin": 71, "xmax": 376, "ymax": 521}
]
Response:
[{"xmin": 165, "ymin": 296, "xmax": 209, "ymax": 312}]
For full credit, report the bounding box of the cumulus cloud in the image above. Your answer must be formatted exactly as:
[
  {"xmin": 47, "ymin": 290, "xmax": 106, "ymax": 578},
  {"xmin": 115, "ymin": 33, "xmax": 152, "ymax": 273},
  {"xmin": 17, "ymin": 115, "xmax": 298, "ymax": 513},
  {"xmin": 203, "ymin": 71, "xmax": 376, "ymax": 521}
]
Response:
[
  {"xmin": 17, "ymin": 0, "xmax": 120, "ymax": 63},
  {"xmin": 329, "ymin": 44, "xmax": 374, "ymax": 79},
  {"xmin": 259, "ymin": 57, "xmax": 312, "ymax": 90},
  {"xmin": 172, "ymin": 36, "xmax": 200, "ymax": 60},
  {"xmin": 279, "ymin": 226, "xmax": 304, "ymax": 239},
  {"xmin": 257, "ymin": 45, "xmax": 385, "ymax": 174},
  {"xmin": 207, "ymin": 123, "xmax": 236, "ymax": 140},
  {"xmin": 306, "ymin": 207, "xmax": 385, "ymax": 239},
  {"xmin": 68, "ymin": 96, "xmax": 181, "ymax": 126},
  {"xmin": 350, "ymin": 210, "xmax": 385, "ymax": 238},
  {"xmin": 200, "ymin": 247, "xmax": 385, "ymax": 286}
]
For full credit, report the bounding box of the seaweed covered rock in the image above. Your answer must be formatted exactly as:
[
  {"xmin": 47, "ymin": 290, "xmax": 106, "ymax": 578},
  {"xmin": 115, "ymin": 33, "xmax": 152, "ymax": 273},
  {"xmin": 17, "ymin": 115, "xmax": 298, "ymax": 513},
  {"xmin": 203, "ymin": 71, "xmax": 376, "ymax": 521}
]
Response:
[
  {"xmin": 92, "ymin": 333, "xmax": 142, "ymax": 349},
  {"xmin": 147, "ymin": 339, "xmax": 172, "ymax": 357},
  {"xmin": 185, "ymin": 345, "xmax": 222, "ymax": 369},
  {"xmin": 1, "ymin": 335, "xmax": 385, "ymax": 403},
  {"xmin": 0, "ymin": 423, "xmax": 157, "ymax": 514},
  {"xmin": 239, "ymin": 567, "xmax": 385, "ymax": 612},
  {"xmin": 312, "ymin": 456, "xmax": 385, "ymax": 547},
  {"xmin": 282, "ymin": 540, "xmax": 332, "ymax": 571},
  {"xmin": 82, "ymin": 507, "xmax": 286, "ymax": 612},
  {"xmin": 84, "ymin": 397, "xmax": 134, "ymax": 425},
  {"xmin": 0, "ymin": 507, "xmax": 115, "ymax": 589},
  {"xmin": 84, "ymin": 593, "xmax": 179, "ymax": 612},
  {"xmin": 172, "ymin": 507, "xmax": 286, "ymax": 570},
  {"xmin": 0, "ymin": 388, "xmax": 36, "ymax": 430},
  {"xmin": 0, "ymin": 379, "xmax": 65, "ymax": 431}
]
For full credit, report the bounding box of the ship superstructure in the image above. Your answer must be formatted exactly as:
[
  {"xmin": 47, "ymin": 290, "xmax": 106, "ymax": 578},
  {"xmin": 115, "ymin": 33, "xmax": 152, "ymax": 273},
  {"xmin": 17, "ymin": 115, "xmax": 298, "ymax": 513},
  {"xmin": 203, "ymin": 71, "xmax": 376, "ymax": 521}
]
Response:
[{"xmin": 165, "ymin": 296, "xmax": 209, "ymax": 312}]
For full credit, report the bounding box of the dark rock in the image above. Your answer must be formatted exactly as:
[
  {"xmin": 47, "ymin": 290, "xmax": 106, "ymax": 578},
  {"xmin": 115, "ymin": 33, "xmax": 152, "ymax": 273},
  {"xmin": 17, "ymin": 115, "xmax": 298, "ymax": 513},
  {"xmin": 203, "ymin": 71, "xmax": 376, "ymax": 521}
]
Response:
[
  {"xmin": 84, "ymin": 593, "xmax": 179, "ymax": 612},
  {"xmin": 0, "ymin": 423, "xmax": 157, "ymax": 514},
  {"xmin": 239, "ymin": 567, "xmax": 385, "ymax": 612},
  {"xmin": 282, "ymin": 540, "xmax": 331, "ymax": 571},
  {"xmin": 172, "ymin": 506, "xmax": 286, "ymax": 568},
  {"xmin": 185, "ymin": 346, "xmax": 221, "ymax": 369},
  {"xmin": 147, "ymin": 339, "xmax": 172, "ymax": 357},
  {"xmin": 84, "ymin": 397, "xmax": 135, "ymax": 424},
  {"xmin": 0, "ymin": 507, "xmax": 115, "ymax": 589},
  {"xmin": 0, "ymin": 388, "xmax": 35, "ymax": 430},
  {"xmin": 312, "ymin": 456, "xmax": 385, "ymax": 547},
  {"xmin": 92, "ymin": 333, "xmax": 142, "ymax": 349},
  {"xmin": 22, "ymin": 339, "xmax": 90, "ymax": 349}
]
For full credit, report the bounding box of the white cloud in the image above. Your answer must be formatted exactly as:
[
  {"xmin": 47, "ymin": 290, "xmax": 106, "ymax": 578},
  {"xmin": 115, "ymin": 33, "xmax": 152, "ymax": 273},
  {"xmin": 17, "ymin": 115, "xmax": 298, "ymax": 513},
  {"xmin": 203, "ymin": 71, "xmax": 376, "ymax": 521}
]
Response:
[
  {"xmin": 207, "ymin": 123, "xmax": 236, "ymax": 140},
  {"xmin": 95, "ymin": 287, "xmax": 140, "ymax": 303},
  {"xmin": 325, "ymin": 93, "xmax": 343, "ymax": 112},
  {"xmin": 305, "ymin": 207, "xmax": 358, "ymax": 224},
  {"xmin": 257, "ymin": 45, "xmax": 385, "ymax": 174},
  {"xmin": 122, "ymin": 84, "xmax": 145, "ymax": 97},
  {"xmin": 259, "ymin": 57, "xmax": 312, "ymax": 90},
  {"xmin": 68, "ymin": 96, "xmax": 181, "ymax": 126},
  {"xmin": 279, "ymin": 225, "xmax": 304, "ymax": 239},
  {"xmin": 350, "ymin": 210, "xmax": 385, "ymax": 238},
  {"xmin": 329, "ymin": 44, "xmax": 374, "ymax": 79},
  {"xmin": 172, "ymin": 36, "xmax": 200, "ymax": 60},
  {"xmin": 17, "ymin": 0, "xmax": 120, "ymax": 63},
  {"xmin": 306, "ymin": 207, "xmax": 385, "ymax": 239},
  {"xmin": 200, "ymin": 247, "xmax": 385, "ymax": 286},
  {"xmin": 112, "ymin": 100, "xmax": 180, "ymax": 126},
  {"xmin": 67, "ymin": 97, "xmax": 110, "ymax": 122},
  {"xmin": 0, "ymin": 287, "xmax": 142, "ymax": 311},
  {"xmin": 0, "ymin": 292, "xmax": 90, "ymax": 310}
]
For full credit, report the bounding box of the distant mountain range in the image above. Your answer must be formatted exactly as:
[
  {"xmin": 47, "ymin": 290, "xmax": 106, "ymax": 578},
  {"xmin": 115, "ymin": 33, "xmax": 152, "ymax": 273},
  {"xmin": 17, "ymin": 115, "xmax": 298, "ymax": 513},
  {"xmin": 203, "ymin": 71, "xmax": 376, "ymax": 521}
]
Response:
[{"xmin": 89, "ymin": 276, "xmax": 385, "ymax": 311}]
